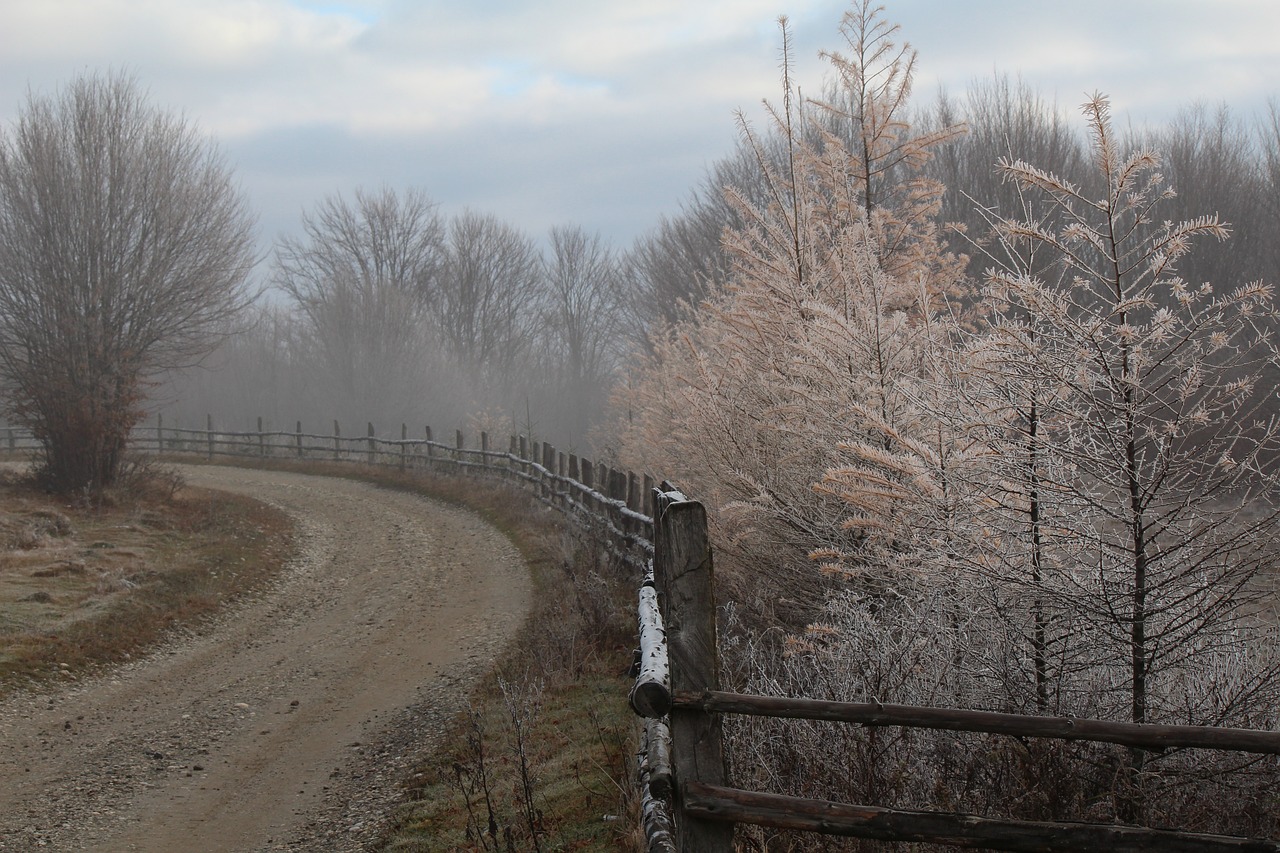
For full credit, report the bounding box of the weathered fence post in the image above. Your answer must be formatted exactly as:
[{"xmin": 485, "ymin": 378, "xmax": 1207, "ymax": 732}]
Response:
[
  {"xmin": 481, "ymin": 432, "xmax": 490, "ymax": 475},
  {"xmin": 367, "ymin": 422, "xmax": 376, "ymax": 466},
  {"xmin": 400, "ymin": 423, "xmax": 408, "ymax": 471},
  {"xmin": 508, "ymin": 435, "xmax": 518, "ymax": 480},
  {"xmin": 296, "ymin": 421, "xmax": 303, "ymax": 458},
  {"xmin": 581, "ymin": 459, "xmax": 596, "ymax": 517},
  {"xmin": 425, "ymin": 426, "xmax": 434, "ymax": 468},
  {"xmin": 207, "ymin": 414, "xmax": 214, "ymax": 460},
  {"xmin": 258, "ymin": 416, "xmax": 265, "ymax": 457},
  {"xmin": 542, "ymin": 442, "xmax": 556, "ymax": 503},
  {"xmin": 333, "ymin": 420, "xmax": 341, "ymax": 462},
  {"xmin": 653, "ymin": 486, "xmax": 732, "ymax": 852},
  {"xmin": 455, "ymin": 429, "xmax": 465, "ymax": 470}
]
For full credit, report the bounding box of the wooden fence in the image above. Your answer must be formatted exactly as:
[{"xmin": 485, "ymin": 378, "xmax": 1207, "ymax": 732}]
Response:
[
  {"xmin": 632, "ymin": 486, "xmax": 1280, "ymax": 853},
  {"xmin": 6, "ymin": 418, "xmax": 1280, "ymax": 851}
]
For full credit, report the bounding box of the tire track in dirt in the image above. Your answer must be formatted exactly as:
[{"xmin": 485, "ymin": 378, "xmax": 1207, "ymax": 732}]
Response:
[{"xmin": 0, "ymin": 466, "xmax": 531, "ymax": 852}]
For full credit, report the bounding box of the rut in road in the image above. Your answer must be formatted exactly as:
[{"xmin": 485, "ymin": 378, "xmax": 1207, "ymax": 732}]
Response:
[{"xmin": 0, "ymin": 466, "xmax": 531, "ymax": 852}]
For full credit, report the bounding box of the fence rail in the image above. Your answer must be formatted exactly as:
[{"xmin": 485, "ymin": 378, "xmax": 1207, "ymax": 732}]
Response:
[
  {"xmin": 632, "ymin": 486, "xmax": 1280, "ymax": 853},
  {"xmin": 5, "ymin": 417, "xmax": 1279, "ymax": 851}
]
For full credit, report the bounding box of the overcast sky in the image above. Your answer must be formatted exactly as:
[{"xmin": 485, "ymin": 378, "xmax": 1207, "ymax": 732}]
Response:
[{"xmin": 2, "ymin": 0, "xmax": 1278, "ymax": 261}]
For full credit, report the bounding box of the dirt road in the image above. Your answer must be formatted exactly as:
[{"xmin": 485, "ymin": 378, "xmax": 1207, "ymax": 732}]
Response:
[{"xmin": 0, "ymin": 466, "xmax": 531, "ymax": 852}]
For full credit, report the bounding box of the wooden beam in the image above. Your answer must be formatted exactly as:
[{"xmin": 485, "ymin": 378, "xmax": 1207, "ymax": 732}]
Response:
[
  {"xmin": 674, "ymin": 690, "xmax": 1280, "ymax": 755},
  {"xmin": 683, "ymin": 781, "xmax": 1280, "ymax": 852},
  {"xmin": 630, "ymin": 583, "xmax": 672, "ymax": 717}
]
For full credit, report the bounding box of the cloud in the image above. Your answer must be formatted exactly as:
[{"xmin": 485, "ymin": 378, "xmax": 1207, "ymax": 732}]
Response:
[{"xmin": 1, "ymin": 0, "xmax": 1277, "ymax": 249}]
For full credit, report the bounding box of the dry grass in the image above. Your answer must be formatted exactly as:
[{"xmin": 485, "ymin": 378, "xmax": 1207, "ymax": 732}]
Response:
[
  {"xmin": 0, "ymin": 464, "xmax": 293, "ymax": 693},
  {"xmin": 347, "ymin": 467, "xmax": 642, "ymax": 852}
]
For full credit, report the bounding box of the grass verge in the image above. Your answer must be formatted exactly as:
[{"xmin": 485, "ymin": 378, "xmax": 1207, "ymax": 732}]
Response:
[{"xmin": 0, "ymin": 463, "xmax": 294, "ymax": 695}]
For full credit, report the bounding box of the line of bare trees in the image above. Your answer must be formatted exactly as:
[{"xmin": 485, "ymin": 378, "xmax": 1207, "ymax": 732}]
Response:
[{"xmin": 162, "ymin": 197, "xmax": 628, "ymax": 453}]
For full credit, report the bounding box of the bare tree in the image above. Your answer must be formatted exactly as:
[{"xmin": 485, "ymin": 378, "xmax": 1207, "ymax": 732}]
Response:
[
  {"xmin": 1131, "ymin": 103, "xmax": 1267, "ymax": 290},
  {"xmin": 540, "ymin": 225, "xmax": 623, "ymax": 445},
  {"xmin": 0, "ymin": 71, "xmax": 256, "ymax": 492},
  {"xmin": 274, "ymin": 186, "xmax": 444, "ymax": 427},
  {"xmin": 921, "ymin": 74, "xmax": 1089, "ymax": 281},
  {"xmin": 436, "ymin": 210, "xmax": 541, "ymax": 385}
]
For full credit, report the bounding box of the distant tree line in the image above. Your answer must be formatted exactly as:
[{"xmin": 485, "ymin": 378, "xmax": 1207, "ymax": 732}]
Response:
[{"xmin": 162, "ymin": 198, "xmax": 627, "ymax": 452}]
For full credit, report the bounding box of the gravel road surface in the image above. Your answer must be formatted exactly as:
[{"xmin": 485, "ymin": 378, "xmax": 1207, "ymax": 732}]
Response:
[{"xmin": 0, "ymin": 466, "xmax": 531, "ymax": 852}]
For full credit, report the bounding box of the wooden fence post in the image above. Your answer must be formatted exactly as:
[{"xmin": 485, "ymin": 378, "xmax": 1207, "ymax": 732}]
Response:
[
  {"xmin": 333, "ymin": 420, "xmax": 341, "ymax": 462},
  {"xmin": 296, "ymin": 421, "xmax": 303, "ymax": 458},
  {"xmin": 425, "ymin": 426, "xmax": 434, "ymax": 468},
  {"xmin": 207, "ymin": 414, "xmax": 214, "ymax": 460},
  {"xmin": 367, "ymin": 422, "xmax": 376, "ymax": 466},
  {"xmin": 455, "ymin": 429, "xmax": 465, "ymax": 470},
  {"xmin": 653, "ymin": 487, "xmax": 732, "ymax": 852},
  {"xmin": 400, "ymin": 423, "xmax": 408, "ymax": 471},
  {"xmin": 258, "ymin": 416, "xmax": 265, "ymax": 457},
  {"xmin": 542, "ymin": 442, "xmax": 555, "ymax": 502}
]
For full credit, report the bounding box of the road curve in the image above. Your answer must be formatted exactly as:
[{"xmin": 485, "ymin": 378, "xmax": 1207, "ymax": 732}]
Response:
[{"xmin": 0, "ymin": 466, "xmax": 531, "ymax": 852}]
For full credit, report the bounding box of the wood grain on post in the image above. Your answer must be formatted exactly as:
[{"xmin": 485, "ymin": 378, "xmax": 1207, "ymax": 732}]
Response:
[{"xmin": 652, "ymin": 488, "xmax": 732, "ymax": 852}]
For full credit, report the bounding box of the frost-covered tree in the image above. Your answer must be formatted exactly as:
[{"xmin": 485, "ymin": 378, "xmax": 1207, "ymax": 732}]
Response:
[
  {"xmin": 615, "ymin": 4, "xmax": 964, "ymax": 615},
  {"xmin": 980, "ymin": 95, "xmax": 1280, "ymax": 740}
]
